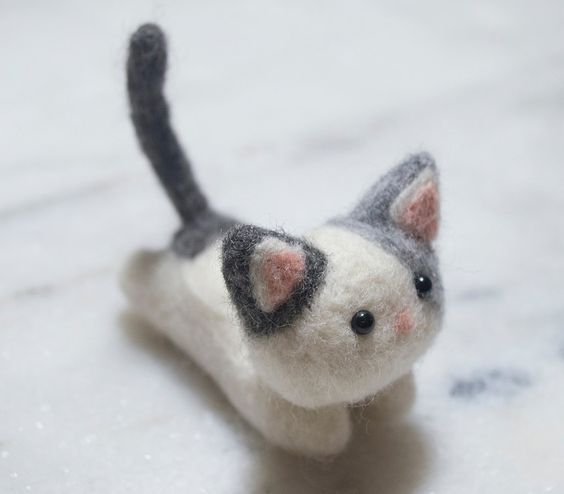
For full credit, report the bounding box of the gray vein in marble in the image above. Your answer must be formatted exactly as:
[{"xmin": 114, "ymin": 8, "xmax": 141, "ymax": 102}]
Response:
[
  {"xmin": 450, "ymin": 369, "xmax": 532, "ymax": 400},
  {"xmin": 0, "ymin": 178, "xmax": 128, "ymax": 221},
  {"xmin": 288, "ymin": 53, "xmax": 564, "ymax": 165},
  {"xmin": 455, "ymin": 287, "xmax": 501, "ymax": 302},
  {"xmin": 0, "ymin": 267, "xmax": 111, "ymax": 306}
]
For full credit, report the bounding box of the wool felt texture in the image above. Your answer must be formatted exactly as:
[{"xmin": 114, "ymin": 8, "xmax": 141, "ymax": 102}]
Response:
[
  {"xmin": 222, "ymin": 226, "xmax": 327, "ymax": 336},
  {"xmin": 250, "ymin": 238, "xmax": 307, "ymax": 312},
  {"xmin": 127, "ymin": 23, "xmax": 236, "ymax": 257},
  {"xmin": 331, "ymin": 153, "xmax": 443, "ymax": 311},
  {"xmin": 122, "ymin": 23, "xmax": 445, "ymax": 457}
]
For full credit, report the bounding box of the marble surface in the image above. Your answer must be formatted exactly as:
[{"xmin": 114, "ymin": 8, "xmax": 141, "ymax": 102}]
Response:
[{"xmin": 1, "ymin": 1, "xmax": 564, "ymax": 492}]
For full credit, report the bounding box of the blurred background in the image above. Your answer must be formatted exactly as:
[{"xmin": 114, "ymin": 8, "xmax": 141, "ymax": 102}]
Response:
[{"xmin": 1, "ymin": 1, "xmax": 563, "ymax": 493}]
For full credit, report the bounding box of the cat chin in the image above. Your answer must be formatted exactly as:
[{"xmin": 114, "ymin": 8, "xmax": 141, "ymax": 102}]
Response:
[{"xmin": 249, "ymin": 323, "xmax": 438, "ymax": 408}]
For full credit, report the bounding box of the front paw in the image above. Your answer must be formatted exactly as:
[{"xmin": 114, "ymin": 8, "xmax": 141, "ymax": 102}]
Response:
[
  {"xmin": 356, "ymin": 372, "xmax": 416, "ymax": 422},
  {"xmin": 263, "ymin": 403, "xmax": 353, "ymax": 457}
]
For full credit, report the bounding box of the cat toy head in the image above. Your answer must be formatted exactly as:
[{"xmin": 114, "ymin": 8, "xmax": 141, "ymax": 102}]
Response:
[
  {"xmin": 127, "ymin": 23, "xmax": 444, "ymax": 410},
  {"xmin": 222, "ymin": 153, "xmax": 443, "ymax": 408}
]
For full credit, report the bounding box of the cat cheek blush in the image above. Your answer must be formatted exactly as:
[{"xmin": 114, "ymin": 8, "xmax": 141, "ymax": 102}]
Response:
[{"xmin": 393, "ymin": 310, "xmax": 413, "ymax": 334}]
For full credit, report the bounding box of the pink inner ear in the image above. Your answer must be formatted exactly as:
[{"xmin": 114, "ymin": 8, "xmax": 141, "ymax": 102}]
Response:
[
  {"xmin": 398, "ymin": 181, "xmax": 439, "ymax": 242},
  {"xmin": 261, "ymin": 250, "xmax": 306, "ymax": 310}
]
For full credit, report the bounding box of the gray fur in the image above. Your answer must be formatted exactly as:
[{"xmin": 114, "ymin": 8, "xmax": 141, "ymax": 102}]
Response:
[
  {"xmin": 127, "ymin": 24, "xmax": 235, "ymax": 258},
  {"xmin": 331, "ymin": 152, "xmax": 443, "ymax": 310},
  {"xmin": 330, "ymin": 218, "xmax": 443, "ymax": 309},
  {"xmin": 346, "ymin": 152, "xmax": 436, "ymax": 229},
  {"xmin": 222, "ymin": 225, "xmax": 328, "ymax": 337},
  {"xmin": 172, "ymin": 211, "xmax": 238, "ymax": 258}
]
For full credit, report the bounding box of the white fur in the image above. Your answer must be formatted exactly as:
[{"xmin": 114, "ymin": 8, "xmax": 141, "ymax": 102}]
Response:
[{"xmin": 121, "ymin": 226, "xmax": 440, "ymax": 456}]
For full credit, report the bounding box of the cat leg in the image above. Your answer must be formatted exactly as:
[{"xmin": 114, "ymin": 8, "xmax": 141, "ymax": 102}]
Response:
[
  {"xmin": 225, "ymin": 378, "xmax": 352, "ymax": 457},
  {"xmin": 355, "ymin": 371, "xmax": 416, "ymax": 421}
]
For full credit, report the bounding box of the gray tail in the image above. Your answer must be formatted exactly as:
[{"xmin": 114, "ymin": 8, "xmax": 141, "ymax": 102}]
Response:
[{"xmin": 127, "ymin": 23, "xmax": 208, "ymax": 224}]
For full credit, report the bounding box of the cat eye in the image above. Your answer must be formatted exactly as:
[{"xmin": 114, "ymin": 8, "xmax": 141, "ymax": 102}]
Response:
[
  {"xmin": 414, "ymin": 274, "xmax": 433, "ymax": 298},
  {"xmin": 350, "ymin": 310, "xmax": 375, "ymax": 335}
]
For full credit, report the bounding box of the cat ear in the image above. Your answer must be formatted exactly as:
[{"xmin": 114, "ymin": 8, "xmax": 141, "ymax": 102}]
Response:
[
  {"xmin": 389, "ymin": 165, "xmax": 439, "ymax": 242},
  {"xmin": 344, "ymin": 152, "xmax": 440, "ymax": 243},
  {"xmin": 249, "ymin": 237, "xmax": 306, "ymax": 312},
  {"xmin": 221, "ymin": 225, "xmax": 327, "ymax": 335}
]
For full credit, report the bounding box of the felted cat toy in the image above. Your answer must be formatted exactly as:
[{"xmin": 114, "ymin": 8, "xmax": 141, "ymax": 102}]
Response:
[{"xmin": 122, "ymin": 23, "xmax": 443, "ymax": 457}]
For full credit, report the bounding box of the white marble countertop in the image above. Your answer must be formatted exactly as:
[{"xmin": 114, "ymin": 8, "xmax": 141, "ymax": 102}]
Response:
[{"xmin": 1, "ymin": 1, "xmax": 563, "ymax": 492}]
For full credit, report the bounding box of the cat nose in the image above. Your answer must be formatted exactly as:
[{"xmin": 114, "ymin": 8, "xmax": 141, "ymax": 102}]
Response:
[{"xmin": 393, "ymin": 310, "xmax": 413, "ymax": 334}]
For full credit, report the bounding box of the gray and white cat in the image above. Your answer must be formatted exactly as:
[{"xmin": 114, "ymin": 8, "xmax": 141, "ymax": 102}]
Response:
[{"xmin": 122, "ymin": 24, "xmax": 444, "ymax": 456}]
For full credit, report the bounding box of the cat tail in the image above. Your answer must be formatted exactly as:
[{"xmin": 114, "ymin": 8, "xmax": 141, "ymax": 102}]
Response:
[{"xmin": 127, "ymin": 23, "xmax": 235, "ymax": 256}]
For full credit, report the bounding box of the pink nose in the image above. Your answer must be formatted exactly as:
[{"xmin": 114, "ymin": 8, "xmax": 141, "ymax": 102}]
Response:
[{"xmin": 393, "ymin": 310, "xmax": 413, "ymax": 334}]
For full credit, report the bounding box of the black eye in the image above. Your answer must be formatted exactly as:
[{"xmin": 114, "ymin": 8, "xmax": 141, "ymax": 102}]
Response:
[
  {"xmin": 414, "ymin": 274, "xmax": 433, "ymax": 298},
  {"xmin": 350, "ymin": 310, "xmax": 375, "ymax": 335}
]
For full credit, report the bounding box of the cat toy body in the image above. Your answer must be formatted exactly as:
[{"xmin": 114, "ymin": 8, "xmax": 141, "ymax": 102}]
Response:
[{"xmin": 122, "ymin": 24, "xmax": 444, "ymax": 456}]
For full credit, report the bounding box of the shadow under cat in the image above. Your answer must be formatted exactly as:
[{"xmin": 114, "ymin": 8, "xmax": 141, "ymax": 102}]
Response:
[{"xmin": 120, "ymin": 312, "xmax": 434, "ymax": 494}]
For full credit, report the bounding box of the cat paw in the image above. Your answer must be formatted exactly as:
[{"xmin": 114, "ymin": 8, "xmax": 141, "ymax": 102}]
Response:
[{"xmin": 355, "ymin": 372, "xmax": 416, "ymax": 422}]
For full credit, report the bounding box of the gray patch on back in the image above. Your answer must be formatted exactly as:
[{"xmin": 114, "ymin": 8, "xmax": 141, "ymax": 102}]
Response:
[{"xmin": 172, "ymin": 212, "xmax": 237, "ymax": 258}]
